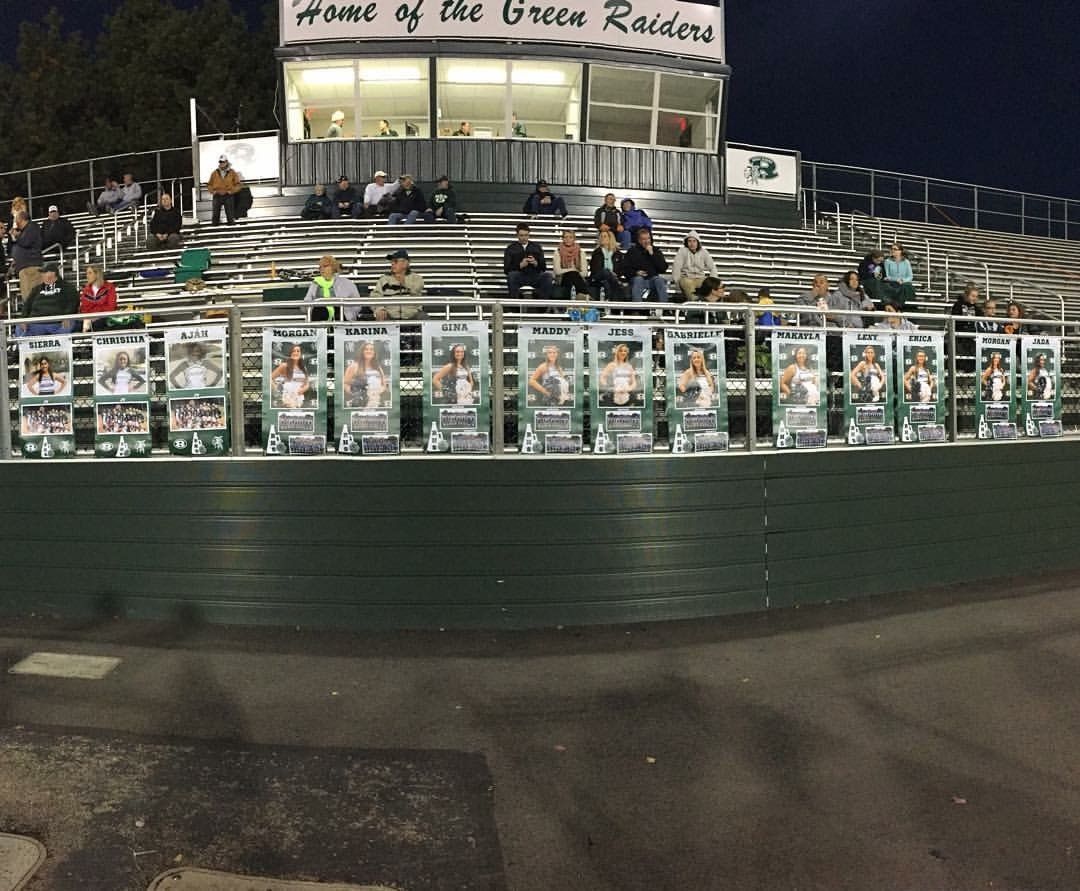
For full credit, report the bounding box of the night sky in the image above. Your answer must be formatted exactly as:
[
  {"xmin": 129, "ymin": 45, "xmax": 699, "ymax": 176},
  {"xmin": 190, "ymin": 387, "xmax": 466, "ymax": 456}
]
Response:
[{"xmin": 9, "ymin": 0, "xmax": 1080, "ymax": 200}]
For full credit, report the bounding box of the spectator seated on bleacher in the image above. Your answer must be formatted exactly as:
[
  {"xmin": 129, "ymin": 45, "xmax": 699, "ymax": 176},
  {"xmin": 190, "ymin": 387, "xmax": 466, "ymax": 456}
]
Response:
[
  {"xmin": 16, "ymin": 263, "xmax": 79, "ymax": 336},
  {"xmin": 504, "ymin": 222, "xmax": 554, "ymax": 303},
  {"xmin": 797, "ymin": 273, "xmax": 831, "ymax": 327},
  {"xmin": 363, "ymin": 170, "xmax": 400, "ymax": 217},
  {"xmin": 372, "ymin": 249, "xmax": 425, "ymax": 321},
  {"xmin": 90, "ymin": 175, "xmax": 122, "ymax": 214},
  {"xmin": 624, "ymin": 227, "xmax": 670, "ymax": 303},
  {"xmin": 148, "ymin": 193, "xmax": 184, "ymax": 249},
  {"xmin": 301, "ymin": 184, "xmax": 332, "ymax": 221},
  {"xmin": 9, "ymin": 210, "xmax": 44, "ymax": 298},
  {"xmin": 424, "ymin": 175, "xmax": 458, "ymax": 224},
  {"xmin": 872, "ymin": 299, "xmax": 918, "ymax": 331},
  {"xmin": 41, "ymin": 205, "xmax": 75, "ymax": 251},
  {"xmin": 553, "ymin": 230, "xmax": 590, "ymax": 298},
  {"xmin": 115, "ymin": 172, "xmax": 143, "ymax": 211},
  {"xmin": 588, "ymin": 229, "xmax": 625, "ymax": 301},
  {"xmin": 78, "ymin": 264, "xmax": 118, "ymax": 332},
  {"xmin": 671, "ymin": 230, "xmax": 718, "ymax": 303},
  {"xmin": 881, "ymin": 242, "xmax": 915, "ymax": 308},
  {"xmin": 682, "ymin": 276, "xmax": 726, "ymax": 325},
  {"xmin": 858, "ymin": 249, "xmax": 886, "ymax": 304},
  {"xmin": 619, "ymin": 199, "xmax": 652, "ymax": 250},
  {"xmin": 593, "ymin": 193, "xmax": 623, "ymax": 237},
  {"xmin": 331, "ymin": 175, "xmax": 362, "ymax": 219},
  {"xmin": 827, "ymin": 271, "xmax": 875, "ymax": 328},
  {"xmin": 755, "ymin": 288, "xmax": 783, "ymax": 329},
  {"xmin": 387, "ymin": 175, "xmax": 425, "ymax": 225},
  {"xmin": 305, "ymin": 254, "xmax": 362, "ymax": 322},
  {"xmin": 1003, "ymin": 300, "xmax": 1024, "ymax": 336},
  {"xmin": 522, "ymin": 180, "xmax": 567, "ymax": 218},
  {"xmin": 950, "ymin": 283, "xmax": 979, "ymax": 357},
  {"xmin": 975, "ymin": 298, "xmax": 1002, "ymax": 334}
]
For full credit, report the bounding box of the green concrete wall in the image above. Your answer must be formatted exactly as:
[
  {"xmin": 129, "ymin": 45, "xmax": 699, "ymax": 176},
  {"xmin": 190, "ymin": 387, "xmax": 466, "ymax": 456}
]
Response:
[{"xmin": 1, "ymin": 442, "xmax": 1076, "ymax": 630}]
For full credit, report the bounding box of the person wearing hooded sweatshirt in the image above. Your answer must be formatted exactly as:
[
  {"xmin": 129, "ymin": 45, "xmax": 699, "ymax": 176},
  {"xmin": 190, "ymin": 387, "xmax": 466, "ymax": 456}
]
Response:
[
  {"xmin": 424, "ymin": 175, "xmax": 458, "ymax": 223},
  {"xmin": 826, "ymin": 270, "xmax": 875, "ymax": 328},
  {"xmin": 304, "ymin": 255, "xmax": 362, "ymax": 322},
  {"xmin": 618, "ymin": 199, "xmax": 652, "ymax": 249},
  {"xmin": 671, "ymin": 230, "xmax": 718, "ymax": 303}
]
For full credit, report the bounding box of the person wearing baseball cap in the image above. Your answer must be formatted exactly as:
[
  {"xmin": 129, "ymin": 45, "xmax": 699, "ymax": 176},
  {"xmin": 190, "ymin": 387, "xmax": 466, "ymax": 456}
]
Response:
[
  {"xmin": 372, "ymin": 248, "xmax": 425, "ymax": 320},
  {"xmin": 207, "ymin": 155, "xmax": 241, "ymax": 225},
  {"xmin": 424, "ymin": 175, "xmax": 459, "ymax": 224},
  {"xmin": 331, "ymin": 175, "xmax": 361, "ymax": 218},
  {"xmin": 327, "ymin": 110, "xmax": 346, "ymax": 139},
  {"xmin": 362, "ymin": 169, "xmax": 400, "ymax": 217},
  {"xmin": 41, "ymin": 204, "xmax": 75, "ymax": 250},
  {"xmin": 522, "ymin": 178, "xmax": 567, "ymax": 218}
]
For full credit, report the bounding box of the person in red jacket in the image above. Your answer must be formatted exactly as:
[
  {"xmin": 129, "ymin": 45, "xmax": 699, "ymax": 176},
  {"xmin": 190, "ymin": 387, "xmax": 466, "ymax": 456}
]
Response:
[{"xmin": 79, "ymin": 264, "xmax": 118, "ymax": 332}]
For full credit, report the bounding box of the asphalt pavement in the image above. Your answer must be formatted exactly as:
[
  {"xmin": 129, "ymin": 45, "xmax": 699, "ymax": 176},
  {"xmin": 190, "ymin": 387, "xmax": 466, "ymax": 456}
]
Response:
[{"xmin": 1, "ymin": 570, "xmax": 1080, "ymax": 890}]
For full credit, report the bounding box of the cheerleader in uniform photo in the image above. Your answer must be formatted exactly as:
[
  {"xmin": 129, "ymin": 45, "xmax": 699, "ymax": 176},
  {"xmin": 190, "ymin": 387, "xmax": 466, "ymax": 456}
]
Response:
[
  {"xmin": 903, "ymin": 350, "xmax": 936, "ymax": 403},
  {"xmin": 432, "ymin": 343, "xmax": 476, "ymax": 405},
  {"xmin": 599, "ymin": 343, "xmax": 638, "ymax": 407},
  {"xmin": 344, "ymin": 341, "xmax": 388, "ymax": 408},
  {"xmin": 677, "ymin": 349, "xmax": 716, "ymax": 409},
  {"xmin": 1027, "ymin": 353, "xmax": 1053, "ymax": 400},
  {"xmin": 27, "ymin": 356, "xmax": 67, "ymax": 396},
  {"xmin": 271, "ymin": 343, "xmax": 312, "ymax": 409},
  {"xmin": 981, "ymin": 352, "xmax": 1008, "ymax": 402},
  {"xmin": 528, "ymin": 344, "xmax": 572, "ymax": 406},
  {"xmin": 779, "ymin": 347, "xmax": 819, "ymax": 406},
  {"xmin": 850, "ymin": 345, "xmax": 885, "ymax": 403},
  {"xmin": 99, "ymin": 351, "xmax": 146, "ymax": 394},
  {"xmin": 170, "ymin": 342, "xmax": 223, "ymax": 390}
]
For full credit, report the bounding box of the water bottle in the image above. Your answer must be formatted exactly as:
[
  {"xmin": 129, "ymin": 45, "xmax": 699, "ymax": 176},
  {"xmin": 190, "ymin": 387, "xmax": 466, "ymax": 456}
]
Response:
[{"xmin": 570, "ymin": 285, "xmax": 577, "ymax": 301}]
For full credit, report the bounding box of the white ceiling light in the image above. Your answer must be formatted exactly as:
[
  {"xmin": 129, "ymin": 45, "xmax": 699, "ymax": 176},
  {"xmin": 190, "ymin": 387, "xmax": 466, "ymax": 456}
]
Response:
[
  {"xmin": 512, "ymin": 69, "xmax": 566, "ymax": 86},
  {"xmin": 359, "ymin": 66, "xmax": 424, "ymax": 82},
  {"xmin": 301, "ymin": 67, "xmax": 354, "ymax": 86},
  {"xmin": 445, "ymin": 66, "xmax": 506, "ymax": 84}
]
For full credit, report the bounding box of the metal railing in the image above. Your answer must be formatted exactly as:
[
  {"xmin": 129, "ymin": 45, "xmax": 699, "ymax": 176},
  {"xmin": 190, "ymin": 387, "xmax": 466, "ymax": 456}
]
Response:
[
  {"xmin": 0, "ymin": 147, "xmax": 194, "ymax": 220},
  {"xmin": 803, "ymin": 159, "xmax": 1080, "ymax": 240},
  {"xmin": 3, "ymin": 298, "xmax": 1079, "ymax": 460}
]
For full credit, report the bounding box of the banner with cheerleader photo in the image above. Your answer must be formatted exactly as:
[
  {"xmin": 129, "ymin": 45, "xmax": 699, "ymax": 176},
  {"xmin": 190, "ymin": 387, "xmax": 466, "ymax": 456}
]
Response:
[
  {"xmin": 896, "ymin": 332, "xmax": 946, "ymax": 444},
  {"xmin": 334, "ymin": 325, "xmax": 400, "ymax": 456},
  {"xmin": 18, "ymin": 335, "xmax": 75, "ymax": 459},
  {"xmin": 166, "ymin": 325, "xmax": 228, "ymax": 456},
  {"xmin": 92, "ymin": 332, "xmax": 152, "ymax": 457},
  {"xmin": 262, "ymin": 327, "xmax": 327, "ymax": 455},
  {"xmin": 1020, "ymin": 335, "xmax": 1062, "ymax": 437},
  {"xmin": 975, "ymin": 335, "xmax": 1017, "ymax": 440},
  {"xmin": 517, "ymin": 324, "xmax": 584, "ymax": 455},
  {"xmin": 423, "ymin": 321, "xmax": 490, "ymax": 454},
  {"xmin": 842, "ymin": 330, "xmax": 894, "ymax": 446},
  {"xmin": 589, "ymin": 325, "xmax": 653, "ymax": 455},
  {"xmin": 664, "ymin": 327, "xmax": 728, "ymax": 454},
  {"xmin": 771, "ymin": 329, "xmax": 826, "ymax": 449}
]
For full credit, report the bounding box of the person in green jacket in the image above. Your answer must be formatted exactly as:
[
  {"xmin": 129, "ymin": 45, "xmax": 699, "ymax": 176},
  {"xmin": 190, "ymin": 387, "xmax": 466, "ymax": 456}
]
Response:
[{"xmin": 17, "ymin": 263, "xmax": 79, "ymax": 336}]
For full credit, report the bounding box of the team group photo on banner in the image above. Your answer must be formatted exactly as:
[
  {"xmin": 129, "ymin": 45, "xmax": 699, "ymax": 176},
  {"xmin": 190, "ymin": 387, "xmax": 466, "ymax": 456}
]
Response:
[{"xmin": 14, "ymin": 322, "xmax": 1066, "ymax": 458}]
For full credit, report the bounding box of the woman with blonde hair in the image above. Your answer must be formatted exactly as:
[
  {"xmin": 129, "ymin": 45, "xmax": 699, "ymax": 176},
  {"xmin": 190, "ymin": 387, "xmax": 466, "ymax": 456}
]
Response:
[
  {"xmin": 589, "ymin": 228, "xmax": 625, "ymax": 301},
  {"xmin": 79, "ymin": 264, "xmax": 118, "ymax": 332},
  {"xmin": 677, "ymin": 348, "xmax": 716, "ymax": 408}
]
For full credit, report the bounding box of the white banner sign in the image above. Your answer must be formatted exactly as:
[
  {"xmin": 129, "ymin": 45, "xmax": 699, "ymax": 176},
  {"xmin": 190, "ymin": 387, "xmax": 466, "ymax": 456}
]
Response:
[
  {"xmin": 725, "ymin": 147, "xmax": 799, "ymax": 198},
  {"xmin": 198, "ymin": 136, "xmax": 280, "ymax": 184},
  {"xmin": 281, "ymin": 0, "xmax": 726, "ymax": 64}
]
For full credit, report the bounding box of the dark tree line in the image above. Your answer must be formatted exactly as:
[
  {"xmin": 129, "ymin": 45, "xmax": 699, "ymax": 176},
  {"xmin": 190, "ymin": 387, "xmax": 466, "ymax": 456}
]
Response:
[{"xmin": 0, "ymin": 1, "xmax": 278, "ymax": 211}]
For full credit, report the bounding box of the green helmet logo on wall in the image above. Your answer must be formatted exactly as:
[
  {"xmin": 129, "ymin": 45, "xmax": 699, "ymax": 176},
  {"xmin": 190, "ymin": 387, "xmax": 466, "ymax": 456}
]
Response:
[{"xmin": 744, "ymin": 155, "xmax": 779, "ymax": 185}]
